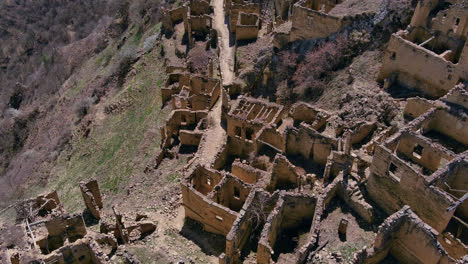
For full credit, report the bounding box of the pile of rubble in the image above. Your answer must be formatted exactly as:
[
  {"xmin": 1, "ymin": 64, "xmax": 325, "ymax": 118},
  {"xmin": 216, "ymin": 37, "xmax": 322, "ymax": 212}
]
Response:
[{"xmin": 0, "ymin": 179, "xmax": 156, "ymax": 264}]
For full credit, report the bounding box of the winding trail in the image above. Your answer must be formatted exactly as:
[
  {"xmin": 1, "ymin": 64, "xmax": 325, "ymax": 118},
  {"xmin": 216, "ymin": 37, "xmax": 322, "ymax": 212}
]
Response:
[
  {"xmin": 212, "ymin": 0, "xmax": 235, "ymax": 86},
  {"xmin": 196, "ymin": 99, "xmax": 225, "ymax": 166},
  {"xmin": 190, "ymin": 0, "xmax": 234, "ymax": 167}
]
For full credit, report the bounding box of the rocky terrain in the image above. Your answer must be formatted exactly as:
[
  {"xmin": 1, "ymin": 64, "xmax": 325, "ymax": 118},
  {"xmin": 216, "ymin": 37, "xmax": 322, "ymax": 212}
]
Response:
[{"xmin": 1, "ymin": 0, "xmax": 467, "ymax": 263}]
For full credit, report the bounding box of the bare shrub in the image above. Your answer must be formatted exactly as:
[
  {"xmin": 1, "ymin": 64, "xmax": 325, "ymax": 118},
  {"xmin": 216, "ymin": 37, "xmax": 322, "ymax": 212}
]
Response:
[
  {"xmin": 188, "ymin": 44, "xmax": 216, "ymax": 75},
  {"xmin": 105, "ymin": 46, "xmax": 139, "ymax": 89},
  {"xmin": 292, "ymin": 35, "xmax": 352, "ymax": 100},
  {"xmin": 74, "ymin": 97, "xmax": 95, "ymax": 119},
  {"xmin": 275, "ymin": 80, "xmax": 293, "ymax": 105},
  {"xmin": 275, "ymin": 50, "xmax": 299, "ymax": 81},
  {"xmin": 248, "ymin": 192, "xmax": 277, "ymax": 231}
]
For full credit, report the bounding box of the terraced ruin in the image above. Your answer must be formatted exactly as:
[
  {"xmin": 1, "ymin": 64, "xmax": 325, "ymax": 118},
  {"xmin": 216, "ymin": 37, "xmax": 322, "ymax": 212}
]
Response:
[{"xmin": 0, "ymin": 0, "xmax": 467, "ymax": 263}]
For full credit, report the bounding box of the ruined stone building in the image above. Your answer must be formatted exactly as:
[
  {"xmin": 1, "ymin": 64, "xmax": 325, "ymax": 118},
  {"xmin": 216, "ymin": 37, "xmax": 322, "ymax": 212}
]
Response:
[
  {"xmin": 174, "ymin": 1, "xmax": 468, "ymax": 258},
  {"xmin": 366, "ymin": 83, "xmax": 468, "ymax": 259},
  {"xmin": 162, "ymin": 73, "xmax": 221, "ymax": 111},
  {"xmin": 164, "ymin": 0, "xmax": 214, "ymax": 47},
  {"xmin": 3, "ymin": 0, "xmax": 468, "ymax": 263},
  {"xmin": 274, "ymin": 0, "xmax": 374, "ymax": 42},
  {"xmin": 224, "ymin": 0, "xmax": 261, "ymax": 42},
  {"xmin": 354, "ymin": 206, "xmax": 460, "ymax": 263},
  {"xmin": 379, "ymin": 0, "xmax": 468, "ymax": 98},
  {"xmin": 290, "ymin": 0, "xmax": 348, "ymax": 41},
  {"xmin": 142, "ymin": 0, "xmax": 468, "ymax": 262},
  {"xmin": 160, "ymin": 109, "xmax": 208, "ymax": 149},
  {"xmin": 179, "ymin": 95, "xmax": 392, "ymax": 263},
  {"xmin": 0, "ymin": 180, "xmax": 155, "ymax": 264},
  {"xmin": 159, "ymin": 73, "xmax": 221, "ymax": 152}
]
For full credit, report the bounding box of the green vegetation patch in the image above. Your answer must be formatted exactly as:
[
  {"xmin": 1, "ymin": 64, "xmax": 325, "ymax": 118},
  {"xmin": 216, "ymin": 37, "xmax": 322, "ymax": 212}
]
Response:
[{"xmin": 49, "ymin": 41, "xmax": 169, "ymax": 212}]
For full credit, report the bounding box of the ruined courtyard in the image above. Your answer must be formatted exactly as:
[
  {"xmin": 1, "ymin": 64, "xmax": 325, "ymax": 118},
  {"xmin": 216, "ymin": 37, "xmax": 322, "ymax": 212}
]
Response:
[{"xmin": 1, "ymin": 0, "xmax": 468, "ymax": 263}]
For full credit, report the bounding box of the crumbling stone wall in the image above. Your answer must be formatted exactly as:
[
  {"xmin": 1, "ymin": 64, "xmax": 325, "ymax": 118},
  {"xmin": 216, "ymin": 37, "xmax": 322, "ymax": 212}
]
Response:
[
  {"xmin": 286, "ymin": 123, "xmax": 337, "ymax": 166},
  {"xmin": 367, "ymin": 144, "xmax": 456, "ymax": 232},
  {"xmin": 394, "ymin": 131, "xmax": 454, "ymax": 172},
  {"xmin": 15, "ymin": 190, "xmax": 63, "ymax": 223},
  {"xmin": 163, "ymin": 0, "xmax": 213, "ymax": 46},
  {"xmin": 164, "ymin": 74, "xmax": 221, "ymax": 111},
  {"xmin": 257, "ymin": 193, "xmax": 317, "ymax": 264},
  {"xmin": 441, "ymin": 83, "xmax": 468, "ymax": 109},
  {"xmin": 431, "ymin": 3, "xmax": 468, "ymax": 38},
  {"xmin": 349, "ymin": 121, "xmax": 376, "ymax": 146},
  {"xmin": 162, "ymin": 73, "xmax": 191, "ymax": 103},
  {"xmin": 290, "ymin": 0, "xmax": 348, "ymax": 42},
  {"xmin": 323, "ymin": 172, "xmax": 374, "ymax": 223},
  {"xmin": 421, "ymin": 109, "xmax": 468, "ymax": 149},
  {"xmin": 35, "ymin": 213, "xmax": 87, "ymax": 254},
  {"xmin": 379, "ymin": 1, "xmax": 468, "ymax": 98},
  {"xmin": 212, "ymin": 174, "xmax": 253, "ymax": 212},
  {"xmin": 367, "ymin": 88, "xmax": 468, "ymax": 234},
  {"xmin": 353, "ymin": 206, "xmax": 457, "ymax": 264},
  {"xmin": 404, "ymin": 97, "xmax": 434, "ymax": 119},
  {"xmin": 256, "ymin": 125, "xmax": 286, "ymax": 154},
  {"xmin": 378, "ymin": 30, "xmax": 468, "ymax": 98},
  {"xmin": 42, "ymin": 238, "xmax": 107, "ymax": 264},
  {"xmin": 267, "ymin": 154, "xmax": 303, "ymax": 192},
  {"xmin": 182, "ymin": 166, "xmax": 240, "ymax": 235},
  {"xmin": 160, "ymin": 109, "xmax": 208, "ymax": 149},
  {"xmin": 227, "ymin": 97, "xmax": 284, "ymax": 142},
  {"xmin": 189, "ymin": 0, "xmax": 211, "ymax": 16},
  {"xmin": 235, "ymin": 12, "xmax": 260, "ymax": 41},
  {"xmin": 231, "ymin": 159, "xmax": 268, "ymax": 184},
  {"xmin": 411, "ymin": 0, "xmax": 468, "ymax": 39},
  {"xmin": 222, "ymin": 190, "xmax": 279, "ymax": 264},
  {"xmin": 432, "ymin": 155, "xmax": 468, "ymax": 222},
  {"xmin": 229, "ymin": 2, "xmax": 260, "ymax": 34},
  {"xmin": 274, "ymin": 0, "xmax": 299, "ymax": 20},
  {"xmin": 289, "ymin": 102, "xmax": 330, "ymax": 129},
  {"xmin": 163, "ymin": 6, "xmax": 189, "ymax": 34},
  {"xmin": 80, "ymin": 179, "xmax": 103, "ymax": 219}
]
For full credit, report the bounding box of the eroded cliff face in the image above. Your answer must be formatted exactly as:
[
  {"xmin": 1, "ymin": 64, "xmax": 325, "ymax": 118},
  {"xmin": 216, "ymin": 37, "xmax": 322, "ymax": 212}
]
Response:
[{"xmin": 0, "ymin": 0, "xmax": 163, "ymax": 205}]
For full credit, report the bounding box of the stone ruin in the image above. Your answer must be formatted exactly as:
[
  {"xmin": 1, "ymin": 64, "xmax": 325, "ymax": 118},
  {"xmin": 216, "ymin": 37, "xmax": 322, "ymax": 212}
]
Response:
[
  {"xmin": 160, "ymin": 108, "xmax": 209, "ymax": 151},
  {"xmin": 290, "ymin": 0, "xmax": 349, "ymax": 42},
  {"xmin": 173, "ymin": 84, "xmax": 468, "ymax": 263},
  {"xmin": 166, "ymin": 1, "xmax": 468, "ymax": 259},
  {"xmin": 0, "ymin": 179, "xmax": 156, "ymax": 264},
  {"xmin": 161, "ymin": 73, "xmax": 221, "ymax": 111},
  {"xmin": 161, "ymin": 0, "xmax": 219, "ymax": 77},
  {"xmin": 3, "ymin": 0, "xmax": 468, "ymax": 263},
  {"xmin": 378, "ymin": 0, "xmax": 468, "ymax": 99},
  {"xmin": 353, "ymin": 206, "xmax": 461, "ymax": 263},
  {"xmin": 173, "ymin": 94, "xmax": 393, "ymax": 263},
  {"xmin": 157, "ymin": 72, "xmax": 222, "ymax": 159},
  {"xmin": 163, "ymin": 0, "xmax": 214, "ymax": 47},
  {"xmin": 225, "ymin": 0, "xmax": 261, "ymax": 43},
  {"xmin": 80, "ymin": 179, "xmax": 103, "ymax": 220}
]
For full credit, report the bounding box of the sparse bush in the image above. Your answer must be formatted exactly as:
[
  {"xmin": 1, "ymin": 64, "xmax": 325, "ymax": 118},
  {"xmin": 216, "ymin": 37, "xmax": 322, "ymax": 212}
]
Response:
[
  {"xmin": 74, "ymin": 97, "xmax": 96, "ymax": 119},
  {"xmin": 22, "ymin": 149, "xmax": 40, "ymax": 161},
  {"xmin": 292, "ymin": 35, "xmax": 352, "ymax": 100},
  {"xmin": 106, "ymin": 46, "xmax": 139, "ymax": 88},
  {"xmin": 275, "ymin": 80, "xmax": 293, "ymax": 105},
  {"xmin": 248, "ymin": 192, "xmax": 277, "ymax": 231},
  {"xmin": 143, "ymin": 33, "xmax": 159, "ymax": 53}
]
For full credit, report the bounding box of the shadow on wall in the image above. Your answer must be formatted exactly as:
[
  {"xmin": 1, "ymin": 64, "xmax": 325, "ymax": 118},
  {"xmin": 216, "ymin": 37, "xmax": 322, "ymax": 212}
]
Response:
[{"xmin": 179, "ymin": 217, "xmax": 226, "ymax": 256}]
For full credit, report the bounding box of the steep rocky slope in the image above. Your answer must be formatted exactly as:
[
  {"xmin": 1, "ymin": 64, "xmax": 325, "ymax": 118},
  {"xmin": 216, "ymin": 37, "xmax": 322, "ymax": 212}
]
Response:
[{"xmin": 0, "ymin": 0, "xmax": 164, "ymax": 205}]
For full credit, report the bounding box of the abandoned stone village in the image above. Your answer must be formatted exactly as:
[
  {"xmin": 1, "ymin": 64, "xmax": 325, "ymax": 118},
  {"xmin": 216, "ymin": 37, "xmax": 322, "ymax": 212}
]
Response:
[{"xmin": 1, "ymin": 0, "xmax": 468, "ymax": 263}]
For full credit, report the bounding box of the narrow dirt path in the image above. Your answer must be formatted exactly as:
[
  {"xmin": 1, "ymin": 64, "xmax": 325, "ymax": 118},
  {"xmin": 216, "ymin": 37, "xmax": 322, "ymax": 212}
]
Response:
[
  {"xmin": 196, "ymin": 99, "xmax": 226, "ymax": 166},
  {"xmin": 188, "ymin": 0, "xmax": 234, "ymax": 168},
  {"xmin": 212, "ymin": 0, "xmax": 235, "ymax": 86}
]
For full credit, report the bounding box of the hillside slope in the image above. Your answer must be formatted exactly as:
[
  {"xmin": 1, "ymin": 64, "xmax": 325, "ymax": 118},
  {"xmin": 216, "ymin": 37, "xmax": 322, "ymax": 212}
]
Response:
[{"xmin": 0, "ymin": 0, "xmax": 163, "ymax": 205}]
